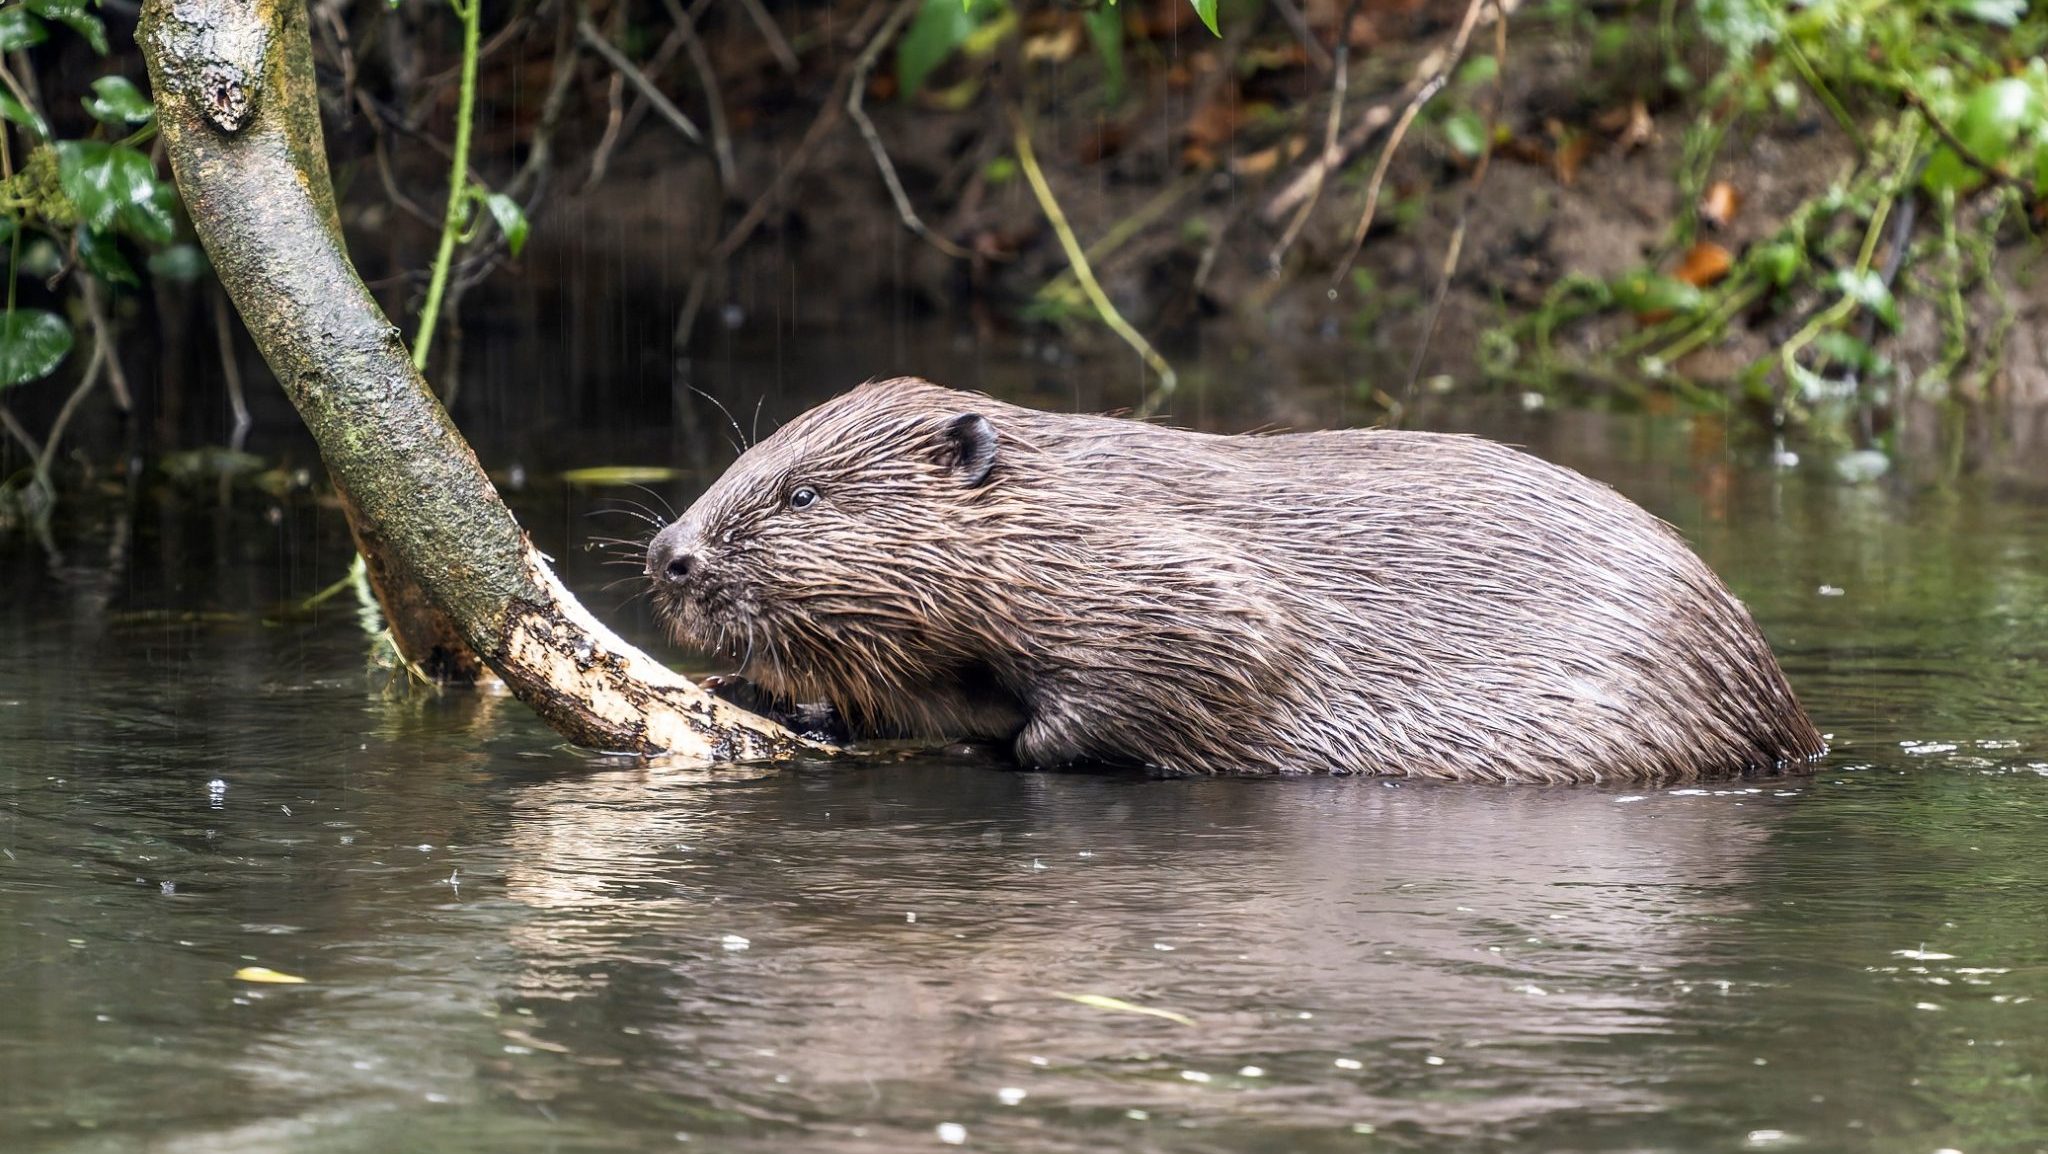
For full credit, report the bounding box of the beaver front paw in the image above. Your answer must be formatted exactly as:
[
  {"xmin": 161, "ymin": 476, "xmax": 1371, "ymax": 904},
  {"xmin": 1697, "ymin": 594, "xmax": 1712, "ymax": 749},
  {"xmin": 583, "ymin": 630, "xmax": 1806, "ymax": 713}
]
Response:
[{"xmin": 701, "ymin": 675, "xmax": 849, "ymax": 746}]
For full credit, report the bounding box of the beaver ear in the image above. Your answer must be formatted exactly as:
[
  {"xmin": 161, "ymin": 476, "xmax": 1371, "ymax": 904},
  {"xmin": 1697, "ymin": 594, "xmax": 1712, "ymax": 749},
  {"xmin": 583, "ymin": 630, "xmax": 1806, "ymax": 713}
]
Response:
[{"xmin": 942, "ymin": 413, "xmax": 998, "ymax": 488}]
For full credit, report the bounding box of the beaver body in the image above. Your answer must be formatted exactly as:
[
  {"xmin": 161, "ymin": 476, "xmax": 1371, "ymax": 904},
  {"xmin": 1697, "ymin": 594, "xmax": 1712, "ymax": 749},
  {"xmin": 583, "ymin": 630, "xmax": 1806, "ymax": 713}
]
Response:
[{"xmin": 646, "ymin": 378, "xmax": 1824, "ymax": 782}]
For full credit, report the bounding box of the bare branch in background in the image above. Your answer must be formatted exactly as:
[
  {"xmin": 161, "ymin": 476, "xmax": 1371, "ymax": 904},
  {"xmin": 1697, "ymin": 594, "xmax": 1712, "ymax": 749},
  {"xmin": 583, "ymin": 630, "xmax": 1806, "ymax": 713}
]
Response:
[
  {"xmin": 1269, "ymin": 0, "xmax": 1365, "ymax": 268},
  {"xmin": 506, "ymin": 0, "xmax": 583, "ymax": 203},
  {"xmin": 660, "ymin": 0, "xmax": 735, "ymax": 191},
  {"xmin": 1330, "ymin": 0, "xmax": 1498, "ymax": 288},
  {"xmin": 849, "ymin": 0, "xmax": 973, "ymax": 260},
  {"xmin": 81, "ymin": 278, "xmax": 132, "ymax": 414},
  {"xmin": 1267, "ymin": 0, "xmax": 1333, "ymax": 73},
  {"xmin": 212, "ymin": 287, "xmax": 252, "ymax": 453},
  {"xmin": 734, "ymin": 0, "xmax": 800, "ymax": 74},
  {"xmin": 577, "ymin": 15, "xmax": 704, "ymax": 146},
  {"xmin": 1405, "ymin": 11, "xmax": 1510, "ymax": 395}
]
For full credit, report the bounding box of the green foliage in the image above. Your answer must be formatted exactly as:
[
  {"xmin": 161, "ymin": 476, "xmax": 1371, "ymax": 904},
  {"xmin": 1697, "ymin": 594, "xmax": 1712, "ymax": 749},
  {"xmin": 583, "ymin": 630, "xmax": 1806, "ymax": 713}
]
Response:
[
  {"xmin": 0, "ymin": 8, "xmax": 47, "ymax": 52},
  {"xmin": 480, "ymin": 191, "xmax": 529, "ymax": 258},
  {"xmin": 1922, "ymin": 72, "xmax": 2048, "ymax": 194},
  {"xmin": 1189, "ymin": 0, "xmax": 1219, "ymax": 37},
  {"xmin": 0, "ymin": 311, "xmax": 73, "ymax": 389},
  {"xmin": 24, "ymin": 0, "xmax": 106, "ymax": 54},
  {"xmin": 83, "ymin": 77, "xmax": 154, "ymax": 127},
  {"xmin": 904, "ymin": 0, "xmax": 990, "ymax": 102},
  {"xmin": 1084, "ymin": 4, "xmax": 1125, "ymax": 103}
]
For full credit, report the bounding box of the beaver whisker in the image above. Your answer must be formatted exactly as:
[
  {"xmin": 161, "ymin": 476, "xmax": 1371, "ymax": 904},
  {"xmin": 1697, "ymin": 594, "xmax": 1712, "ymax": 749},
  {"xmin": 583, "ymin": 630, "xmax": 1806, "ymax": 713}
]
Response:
[
  {"xmin": 626, "ymin": 482, "xmax": 678, "ymax": 521},
  {"xmin": 585, "ymin": 504, "xmax": 666, "ymax": 529},
  {"xmin": 690, "ymin": 386, "xmax": 752, "ymax": 455}
]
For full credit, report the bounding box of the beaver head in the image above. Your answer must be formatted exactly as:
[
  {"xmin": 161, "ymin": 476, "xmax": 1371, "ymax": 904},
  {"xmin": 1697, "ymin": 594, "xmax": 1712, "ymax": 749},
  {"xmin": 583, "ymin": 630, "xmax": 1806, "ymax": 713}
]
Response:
[{"xmin": 645, "ymin": 378, "xmax": 1020, "ymax": 731}]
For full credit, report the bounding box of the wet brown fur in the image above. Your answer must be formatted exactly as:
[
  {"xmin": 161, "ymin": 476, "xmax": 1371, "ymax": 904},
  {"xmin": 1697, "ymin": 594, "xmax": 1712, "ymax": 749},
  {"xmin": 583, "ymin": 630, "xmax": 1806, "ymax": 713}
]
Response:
[{"xmin": 647, "ymin": 377, "xmax": 1825, "ymax": 782}]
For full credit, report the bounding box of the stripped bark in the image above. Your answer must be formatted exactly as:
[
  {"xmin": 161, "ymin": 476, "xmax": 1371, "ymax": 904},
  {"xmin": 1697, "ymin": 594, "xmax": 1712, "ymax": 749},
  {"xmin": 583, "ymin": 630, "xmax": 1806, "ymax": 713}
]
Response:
[{"xmin": 139, "ymin": 0, "xmax": 813, "ymax": 763}]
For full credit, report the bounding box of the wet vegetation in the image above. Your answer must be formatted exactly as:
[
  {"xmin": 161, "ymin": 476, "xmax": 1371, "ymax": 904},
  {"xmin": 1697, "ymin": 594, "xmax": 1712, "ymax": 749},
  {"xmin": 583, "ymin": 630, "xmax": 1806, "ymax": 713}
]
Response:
[{"xmin": 0, "ymin": 0, "xmax": 2045, "ymax": 531}]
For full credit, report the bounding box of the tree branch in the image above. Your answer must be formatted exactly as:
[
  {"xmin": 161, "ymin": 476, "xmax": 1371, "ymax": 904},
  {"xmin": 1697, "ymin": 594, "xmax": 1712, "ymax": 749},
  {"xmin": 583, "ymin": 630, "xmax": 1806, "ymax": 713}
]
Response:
[{"xmin": 139, "ymin": 0, "xmax": 812, "ymax": 762}]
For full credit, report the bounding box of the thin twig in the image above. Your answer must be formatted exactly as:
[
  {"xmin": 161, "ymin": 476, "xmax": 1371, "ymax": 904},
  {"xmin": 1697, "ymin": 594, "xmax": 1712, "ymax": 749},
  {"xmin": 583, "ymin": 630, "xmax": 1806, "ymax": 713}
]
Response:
[
  {"xmin": 81, "ymin": 277, "xmax": 131, "ymax": 413},
  {"xmin": 1270, "ymin": 0, "xmax": 1365, "ymax": 268},
  {"xmin": 0, "ymin": 403, "xmax": 41, "ymax": 459},
  {"xmin": 1013, "ymin": 112, "xmax": 1176, "ymax": 416},
  {"xmin": 1267, "ymin": 0, "xmax": 1333, "ymax": 73},
  {"xmin": 660, "ymin": 0, "xmax": 734, "ymax": 191},
  {"xmin": 1404, "ymin": 11, "xmax": 1509, "ymax": 395},
  {"xmin": 850, "ymin": 0, "xmax": 973, "ymax": 260},
  {"xmin": 213, "ymin": 286, "xmax": 251, "ymax": 452},
  {"xmin": 1331, "ymin": 0, "xmax": 1493, "ymax": 288},
  {"xmin": 506, "ymin": 0, "xmax": 582, "ymax": 203},
  {"xmin": 577, "ymin": 15, "xmax": 704, "ymax": 146},
  {"xmin": 733, "ymin": 0, "xmax": 800, "ymax": 74},
  {"xmin": 37, "ymin": 333, "xmax": 107, "ymax": 493},
  {"xmin": 585, "ymin": 72, "xmax": 627, "ymax": 191}
]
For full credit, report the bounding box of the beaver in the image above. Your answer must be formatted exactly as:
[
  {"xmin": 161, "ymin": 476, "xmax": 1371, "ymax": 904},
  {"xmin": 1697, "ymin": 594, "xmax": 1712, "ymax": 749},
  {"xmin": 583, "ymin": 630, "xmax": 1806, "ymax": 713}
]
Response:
[{"xmin": 644, "ymin": 377, "xmax": 1824, "ymax": 782}]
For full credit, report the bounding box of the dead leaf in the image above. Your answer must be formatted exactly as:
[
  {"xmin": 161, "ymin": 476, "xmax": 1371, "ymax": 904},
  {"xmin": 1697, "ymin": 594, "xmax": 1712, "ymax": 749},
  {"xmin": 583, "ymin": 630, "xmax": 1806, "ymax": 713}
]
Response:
[
  {"xmin": 1700, "ymin": 180, "xmax": 1742, "ymax": 229},
  {"xmin": 1023, "ymin": 24, "xmax": 1081, "ymax": 64},
  {"xmin": 1057, "ymin": 992, "xmax": 1196, "ymax": 1026},
  {"xmin": 234, "ymin": 966, "xmax": 307, "ymax": 984},
  {"xmin": 1674, "ymin": 241, "xmax": 1733, "ymax": 288}
]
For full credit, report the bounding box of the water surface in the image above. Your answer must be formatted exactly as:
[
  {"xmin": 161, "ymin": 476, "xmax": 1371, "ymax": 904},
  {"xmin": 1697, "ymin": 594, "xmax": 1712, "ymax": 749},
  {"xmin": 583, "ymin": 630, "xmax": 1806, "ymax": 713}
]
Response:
[{"xmin": 4, "ymin": 361, "xmax": 2047, "ymax": 1153}]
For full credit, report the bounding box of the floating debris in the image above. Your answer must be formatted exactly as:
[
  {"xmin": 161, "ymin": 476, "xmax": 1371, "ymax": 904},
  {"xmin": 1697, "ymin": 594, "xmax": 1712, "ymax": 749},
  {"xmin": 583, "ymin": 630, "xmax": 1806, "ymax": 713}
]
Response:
[
  {"xmin": 1055, "ymin": 993, "xmax": 1195, "ymax": 1027},
  {"xmin": 233, "ymin": 967, "xmax": 306, "ymax": 984}
]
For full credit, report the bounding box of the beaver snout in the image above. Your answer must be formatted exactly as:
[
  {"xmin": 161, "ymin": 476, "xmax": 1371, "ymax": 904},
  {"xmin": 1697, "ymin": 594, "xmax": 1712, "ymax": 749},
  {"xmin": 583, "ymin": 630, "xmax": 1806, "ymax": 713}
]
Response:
[{"xmin": 645, "ymin": 523, "xmax": 701, "ymax": 587}]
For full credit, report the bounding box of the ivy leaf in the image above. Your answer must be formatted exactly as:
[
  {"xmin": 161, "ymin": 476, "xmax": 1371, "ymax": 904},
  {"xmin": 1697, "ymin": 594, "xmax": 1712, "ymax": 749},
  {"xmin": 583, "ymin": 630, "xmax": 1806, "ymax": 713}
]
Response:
[
  {"xmin": 480, "ymin": 192, "xmax": 529, "ymax": 257},
  {"xmin": 121, "ymin": 179, "xmax": 180, "ymax": 246},
  {"xmin": 1443, "ymin": 110, "xmax": 1487, "ymax": 158},
  {"xmin": 1189, "ymin": 0, "xmax": 1219, "ymax": 36},
  {"xmin": 1084, "ymin": 3, "xmax": 1125, "ymax": 104},
  {"xmin": 24, "ymin": 0, "xmax": 106, "ymax": 54},
  {"xmin": 77, "ymin": 227, "xmax": 139, "ymax": 287},
  {"xmin": 1922, "ymin": 77, "xmax": 2043, "ymax": 194},
  {"xmin": 1950, "ymin": 0, "xmax": 2026, "ymax": 25},
  {"xmin": 147, "ymin": 243, "xmax": 211, "ymax": 282},
  {"xmin": 54, "ymin": 141, "xmax": 157, "ymax": 233},
  {"xmin": 0, "ymin": 310, "xmax": 75, "ymax": 389},
  {"xmin": 900, "ymin": 0, "xmax": 978, "ymax": 102},
  {"xmin": 1832, "ymin": 268, "xmax": 1899, "ymax": 330},
  {"xmin": 1610, "ymin": 272, "xmax": 1705, "ymax": 316},
  {"xmin": 0, "ymin": 90, "xmax": 49, "ymax": 140},
  {"xmin": 84, "ymin": 76, "xmax": 155, "ymax": 126},
  {"xmin": 0, "ymin": 8, "xmax": 46, "ymax": 52}
]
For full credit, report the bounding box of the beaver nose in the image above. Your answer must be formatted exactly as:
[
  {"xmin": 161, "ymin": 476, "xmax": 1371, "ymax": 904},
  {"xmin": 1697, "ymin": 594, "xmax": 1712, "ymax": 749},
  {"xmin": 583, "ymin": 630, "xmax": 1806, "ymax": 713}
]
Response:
[{"xmin": 646, "ymin": 528, "xmax": 700, "ymax": 586}]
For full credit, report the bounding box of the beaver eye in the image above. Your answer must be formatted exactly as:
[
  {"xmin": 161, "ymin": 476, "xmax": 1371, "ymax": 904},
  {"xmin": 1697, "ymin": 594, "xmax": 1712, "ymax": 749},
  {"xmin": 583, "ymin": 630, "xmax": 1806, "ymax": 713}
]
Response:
[{"xmin": 787, "ymin": 486, "xmax": 818, "ymax": 511}]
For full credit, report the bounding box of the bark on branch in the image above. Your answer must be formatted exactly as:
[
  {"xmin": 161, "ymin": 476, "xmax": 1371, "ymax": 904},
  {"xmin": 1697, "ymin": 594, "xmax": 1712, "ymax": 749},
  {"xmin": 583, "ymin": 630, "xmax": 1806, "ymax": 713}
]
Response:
[{"xmin": 139, "ymin": 0, "xmax": 812, "ymax": 763}]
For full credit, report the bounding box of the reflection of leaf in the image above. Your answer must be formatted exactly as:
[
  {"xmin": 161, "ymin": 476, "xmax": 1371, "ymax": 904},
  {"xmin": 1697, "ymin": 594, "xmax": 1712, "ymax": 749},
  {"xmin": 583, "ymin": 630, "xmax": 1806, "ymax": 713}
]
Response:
[
  {"xmin": 84, "ymin": 75, "xmax": 154, "ymax": 125},
  {"xmin": 480, "ymin": 192, "xmax": 529, "ymax": 257},
  {"xmin": 560, "ymin": 466, "xmax": 686, "ymax": 487},
  {"xmin": 0, "ymin": 310, "xmax": 75, "ymax": 387},
  {"xmin": 0, "ymin": 8, "xmax": 47, "ymax": 52},
  {"xmin": 1056, "ymin": 992, "xmax": 1196, "ymax": 1026},
  {"xmin": 233, "ymin": 966, "xmax": 308, "ymax": 984}
]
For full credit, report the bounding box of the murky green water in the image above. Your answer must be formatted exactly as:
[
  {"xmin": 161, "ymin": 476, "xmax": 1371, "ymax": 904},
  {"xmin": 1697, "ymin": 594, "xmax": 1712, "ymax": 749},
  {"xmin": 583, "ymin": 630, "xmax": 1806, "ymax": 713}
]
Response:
[{"xmin": 5, "ymin": 358, "xmax": 2048, "ymax": 1153}]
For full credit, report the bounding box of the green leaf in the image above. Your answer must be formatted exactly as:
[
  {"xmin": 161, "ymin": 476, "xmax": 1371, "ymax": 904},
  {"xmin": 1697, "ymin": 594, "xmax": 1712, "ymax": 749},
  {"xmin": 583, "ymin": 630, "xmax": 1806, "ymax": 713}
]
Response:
[
  {"xmin": 1443, "ymin": 110, "xmax": 1487, "ymax": 158},
  {"xmin": 1832, "ymin": 268, "xmax": 1899, "ymax": 329},
  {"xmin": 1813, "ymin": 329, "xmax": 1877, "ymax": 372},
  {"xmin": 77, "ymin": 228, "xmax": 138, "ymax": 287},
  {"xmin": 480, "ymin": 192, "xmax": 529, "ymax": 258},
  {"xmin": 0, "ymin": 8, "xmax": 46, "ymax": 52},
  {"xmin": 0, "ymin": 310, "xmax": 74, "ymax": 388},
  {"xmin": 0, "ymin": 90, "xmax": 49, "ymax": 140},
  {"xmin": 53, "ymin": 141, "xmax": 157, "ymax": 233},
  {"xmin": 1751, "ymin": 241, "xmax": 1804, "ymax": 287},
  {"xmin": 899, "ymin": 0, "xmax": 977, "ymax": 102},
  {"xmin": 1951, "ymin": 0, "xmax": 2026, "ymax": 25},
  {"xmin": 84, "ymin": 76, "xmax": 154, "ymax": 126},
  {"xmin": 1922, "ymin": 77, "xmax": 2043, "ymax": 194},
  {"xmin": 1455, "ymin": 54, "xmax": 1499, "ymax": 89},
  {"xmin": 121, "ymin": 179, "xmax": 179, "ymax": 246},
  {"xmin": 1610, "ymin": 273, "xmax": 1705, "ymax": 315},
  {"xmin": 1189, "ymin": 0, "xmax": 1219, "ymax": 36},
  {"xmin": 25, "ymin": 0, "xmax": 107, "ymax": 54},
  {"xmin": 1085, "ymin": 3, "xmax": 1125, "ymax": 104},
  {"xmin": 147, "ymin": 243, "xmax": 211, "ymax": 282}
]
